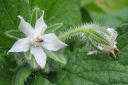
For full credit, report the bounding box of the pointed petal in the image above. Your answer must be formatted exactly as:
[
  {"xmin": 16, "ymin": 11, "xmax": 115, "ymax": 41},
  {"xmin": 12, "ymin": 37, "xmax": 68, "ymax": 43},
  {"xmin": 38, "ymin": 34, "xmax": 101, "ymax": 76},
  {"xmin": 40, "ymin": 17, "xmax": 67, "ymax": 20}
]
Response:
[
  {"xmin": 18, "ymin": 15, "xmax": 33, "ymax": 36},
  {"xmin": 43, "ymin": 33, "xmax": 67, "ymax": 51},
  {"xmin": 30, "ymin": 47, "xmax": 46, "ymax": 69},
  {"xmin": 8, "ymin": 38, "xmax": 29, "ymax": 52},
  {"xmin": 35, "ymin": 10, "xmax": 47, "ymax": 33}
]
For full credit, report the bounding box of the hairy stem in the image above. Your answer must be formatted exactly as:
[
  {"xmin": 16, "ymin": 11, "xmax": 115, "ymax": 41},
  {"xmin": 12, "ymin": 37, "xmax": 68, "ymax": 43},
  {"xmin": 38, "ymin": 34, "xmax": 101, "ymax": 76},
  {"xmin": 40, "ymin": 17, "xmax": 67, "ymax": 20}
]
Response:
[
  {"xmin": 59, "ymin": 27, "xmax": 89, "ymax": 40},
  {"xmin": 58, "ymin": 27, "xmax": 109, "ymax": 45}
]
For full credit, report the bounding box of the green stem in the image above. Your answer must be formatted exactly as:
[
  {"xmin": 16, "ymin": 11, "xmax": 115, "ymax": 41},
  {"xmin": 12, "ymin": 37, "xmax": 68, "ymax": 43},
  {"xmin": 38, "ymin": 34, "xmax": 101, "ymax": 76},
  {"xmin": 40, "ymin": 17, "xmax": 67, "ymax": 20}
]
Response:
[
  {"xmin": 58, "ymin": 27, "xmax": 109, "ymax": 45},
  {"xmin": 59, "ymin": 27, "xmax": 89, "ymax": 40}
]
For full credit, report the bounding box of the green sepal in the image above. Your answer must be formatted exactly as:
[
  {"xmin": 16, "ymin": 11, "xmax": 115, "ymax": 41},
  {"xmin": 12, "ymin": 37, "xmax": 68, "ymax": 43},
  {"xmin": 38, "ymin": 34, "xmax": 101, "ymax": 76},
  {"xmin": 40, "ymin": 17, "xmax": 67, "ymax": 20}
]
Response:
[
  {"xmin": 25, "ymin": 50, "xmax": 39, "ymax": 69},
  {"xmin": 44, "ymin": 49, "xmax": 67, "ymax": 66}
]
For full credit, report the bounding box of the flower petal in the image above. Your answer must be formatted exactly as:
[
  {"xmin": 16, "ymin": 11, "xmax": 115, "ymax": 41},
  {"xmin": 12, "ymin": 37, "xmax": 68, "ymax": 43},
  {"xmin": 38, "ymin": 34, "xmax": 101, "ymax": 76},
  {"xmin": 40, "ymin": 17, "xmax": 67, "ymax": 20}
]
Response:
[
  {"xmin": 107, "ymin": 28, "xmax": 118, "ymax": 46},
  {"xmin": 107, "ymin": 28, "xmax": 118, "ymax": 41},
  {"xmin": 18, "ymin": 15, "xmax": 33, "ymax": 36},
  {"xmin": 43, "ymin": 33, "xmax": 67, "ymax": 51},
  {"xmin": 35, "ymin": 10, "xmax": 47, "ymax": 33},
  {"xmin": 30, "ymin": 47, "xmax": 46, "ymax": 69},
  {"xmin": 8, "ymin": 38, "xmax": 29, "ymax": 52}
]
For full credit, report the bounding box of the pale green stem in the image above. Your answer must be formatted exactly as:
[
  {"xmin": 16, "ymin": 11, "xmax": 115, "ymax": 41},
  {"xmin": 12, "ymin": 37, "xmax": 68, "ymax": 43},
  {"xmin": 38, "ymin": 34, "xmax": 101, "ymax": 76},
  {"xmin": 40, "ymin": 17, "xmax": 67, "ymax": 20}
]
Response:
[
  {"xmin": 59, "ymin": 28, "xmax": 89, "ymax": 40},
  {"xmin": 58, "ymin": 27, "xmax": 109, "ymax": 45}
]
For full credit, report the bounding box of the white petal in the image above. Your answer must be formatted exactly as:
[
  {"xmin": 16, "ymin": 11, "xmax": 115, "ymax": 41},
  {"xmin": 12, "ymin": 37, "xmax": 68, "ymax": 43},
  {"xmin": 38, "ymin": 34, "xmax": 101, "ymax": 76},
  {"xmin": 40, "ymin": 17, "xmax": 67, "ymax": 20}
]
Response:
[
  {"xmin": 43, "ymin": 33, "xmax": 67, "ymax": 51},
  {"xmin": 107, "ymin": 28, "xmax": 118, "ymax": 41},
  {"xmin": 106, "ymin": 28, "xmax": 118, "ymax": 46},
  {"xmin": 8, "ymin": 38, "xmax": 29, "ymax": 52},
  {"xmin": 35, "ymin": 10, "xmax": 47, "ymax": 33},
  {"xmin": 18, "ymin": 15, "xmax": 33, "ymax": 36},
  {"xmin": 30, "ymin": 47, "xmax": 46, "ymax": 69}
]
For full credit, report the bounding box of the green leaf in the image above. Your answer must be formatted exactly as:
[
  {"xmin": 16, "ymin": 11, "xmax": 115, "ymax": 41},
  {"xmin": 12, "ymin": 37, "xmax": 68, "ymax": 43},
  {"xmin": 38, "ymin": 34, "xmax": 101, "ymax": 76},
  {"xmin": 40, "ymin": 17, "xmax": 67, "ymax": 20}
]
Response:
[
  {"xmin": 0, "ymin": 0, "xmax": 32, "ymax": 48},
  {"xmin": 48, "ymin": 48, "xmax": 128, "ymax": 85},
  {"xmin": 28, "ymin": 74, "xmax": 54, "ymax": 85},
  {"xmin": 117, "ymin": 23, "xmax": 128, "ymax": 65},
  {"xmin": 33, "ymin": 0, "xmax": 82, "ymax": 32},
  {"xmin": 14, "ymin": 67, "xmax": 32, "ymax": 85},
  {"xmin": 25, "ymin": 47, "xmax": 128, "ymax": 85},
  {"xmin": 0, "ymin": 53, "xmax": 16, "ymax": 85}
]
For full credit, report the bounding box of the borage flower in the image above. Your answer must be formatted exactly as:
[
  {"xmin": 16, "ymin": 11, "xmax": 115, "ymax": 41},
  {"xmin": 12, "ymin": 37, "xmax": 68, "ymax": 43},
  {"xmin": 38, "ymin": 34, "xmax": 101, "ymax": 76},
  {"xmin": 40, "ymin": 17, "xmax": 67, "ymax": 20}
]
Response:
[
  {"xmin": 9, "ymin": 11, "xmax": 67, "ymax": 69},
  {"xmin": 87, "ymin": 28, "xmax": 119, "ymax": 59},
  {"xmin": 98, "ymin": 28, "xmax": 119, "ymax": 59}
]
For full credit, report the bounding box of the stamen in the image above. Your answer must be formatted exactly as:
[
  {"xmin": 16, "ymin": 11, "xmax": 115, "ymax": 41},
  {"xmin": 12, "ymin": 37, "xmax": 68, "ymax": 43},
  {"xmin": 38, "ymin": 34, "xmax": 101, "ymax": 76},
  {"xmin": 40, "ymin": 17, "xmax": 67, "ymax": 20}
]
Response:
[{"xmin": 35, "ymin": 38, "xmax": 44, "ymax": 42}]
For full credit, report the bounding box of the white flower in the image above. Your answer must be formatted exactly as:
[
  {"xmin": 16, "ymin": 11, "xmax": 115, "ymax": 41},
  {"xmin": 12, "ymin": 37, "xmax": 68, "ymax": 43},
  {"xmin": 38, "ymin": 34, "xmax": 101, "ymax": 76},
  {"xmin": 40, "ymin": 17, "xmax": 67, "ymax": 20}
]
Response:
[
  {"xmin": 87, "ymin": 28, "xmax": 119, "ymax": 59},
  {"xmin": 8, "ymin": 11, "xmax": 67, "ymax": 69},
  {"xmin": 98, "ymin": 28, "xmax": 119, "ymax": 58}
]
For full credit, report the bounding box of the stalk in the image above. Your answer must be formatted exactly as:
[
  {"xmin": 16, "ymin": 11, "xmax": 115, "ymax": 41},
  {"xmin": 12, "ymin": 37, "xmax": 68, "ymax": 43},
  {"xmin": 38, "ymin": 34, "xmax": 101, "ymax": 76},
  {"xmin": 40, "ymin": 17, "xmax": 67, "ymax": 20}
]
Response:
[{"xmin": 58, "ymin": 26, "xmax": 109, "ymax": 45}]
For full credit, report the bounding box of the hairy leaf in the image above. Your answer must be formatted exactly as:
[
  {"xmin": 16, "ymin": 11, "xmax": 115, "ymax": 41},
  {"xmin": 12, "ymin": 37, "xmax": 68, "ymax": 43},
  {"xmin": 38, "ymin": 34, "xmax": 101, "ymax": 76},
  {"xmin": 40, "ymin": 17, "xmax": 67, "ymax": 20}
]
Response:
[{"xmin": 52, "ymin": 48, "xmax": 128, "ymax": 85}]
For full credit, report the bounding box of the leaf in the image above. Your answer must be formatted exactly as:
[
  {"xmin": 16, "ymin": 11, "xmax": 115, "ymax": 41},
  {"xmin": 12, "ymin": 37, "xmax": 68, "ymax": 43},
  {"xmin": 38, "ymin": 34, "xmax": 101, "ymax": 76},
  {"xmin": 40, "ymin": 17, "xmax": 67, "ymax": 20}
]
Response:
[
  {"xmin": 28, "ymin": 74, "xmax": 54, "ymax": 85},
  {"xmin": 14, "ymin": 67, "xmax": 32, "ymax": 85},
  {"xmin": 0, "ymin": 53, "xmax": 16, "ymax": 85},
  {"xmin": 33, "ymin": 0, "xmax": 82, "ymax": 32},
  {"xmin": 0, "ymin": 0, "xmax": 32, "ymax": 49},
  {"xmin": 25, "ymin": 47, "xmax": 128, "ymax": 85},
  {"xmin": 48, "ymin": 48, "xmax": 128, "ymax": 85},
  {"xmin": 117, "ymin": 23, "xmax": 128, "ymax": 65}
]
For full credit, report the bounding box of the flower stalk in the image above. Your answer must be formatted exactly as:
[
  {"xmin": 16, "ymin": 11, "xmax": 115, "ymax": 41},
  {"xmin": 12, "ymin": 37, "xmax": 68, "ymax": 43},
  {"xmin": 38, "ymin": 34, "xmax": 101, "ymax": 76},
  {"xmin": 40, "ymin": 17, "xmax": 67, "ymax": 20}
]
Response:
[{"xmin": 59, "ymin": 24, "xmax": 110, "ymax": 45}]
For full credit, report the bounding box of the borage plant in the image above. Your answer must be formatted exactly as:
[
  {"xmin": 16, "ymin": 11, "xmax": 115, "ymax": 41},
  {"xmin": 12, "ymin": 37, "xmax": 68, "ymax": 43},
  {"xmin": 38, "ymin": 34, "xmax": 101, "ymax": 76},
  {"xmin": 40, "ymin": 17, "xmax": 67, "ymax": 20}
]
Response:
[{"xmin": 7, "ymin": 8, "xmax": 119, "ymax": 84}]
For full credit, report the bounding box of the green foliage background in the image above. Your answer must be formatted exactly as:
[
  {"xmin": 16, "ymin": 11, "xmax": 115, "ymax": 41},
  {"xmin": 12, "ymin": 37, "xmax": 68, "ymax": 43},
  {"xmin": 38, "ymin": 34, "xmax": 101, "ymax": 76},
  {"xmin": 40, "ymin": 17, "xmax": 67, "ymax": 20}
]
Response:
[{"xmin": 0, "ymin": 0, "xmax": 128, "ymax": 85}]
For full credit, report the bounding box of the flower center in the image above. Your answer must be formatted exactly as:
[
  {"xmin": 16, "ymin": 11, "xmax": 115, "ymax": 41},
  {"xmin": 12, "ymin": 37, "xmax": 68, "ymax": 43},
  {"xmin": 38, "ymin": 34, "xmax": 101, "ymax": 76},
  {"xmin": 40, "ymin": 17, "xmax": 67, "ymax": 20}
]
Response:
[{"xmin": 31, "ymin": 32, "xmax": 44, "ymax": 47}]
